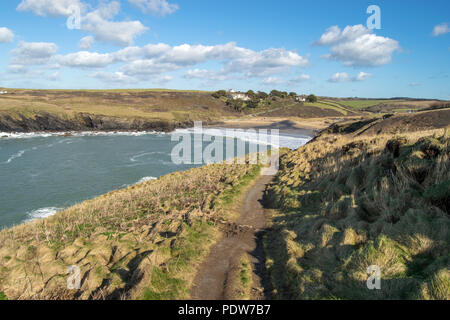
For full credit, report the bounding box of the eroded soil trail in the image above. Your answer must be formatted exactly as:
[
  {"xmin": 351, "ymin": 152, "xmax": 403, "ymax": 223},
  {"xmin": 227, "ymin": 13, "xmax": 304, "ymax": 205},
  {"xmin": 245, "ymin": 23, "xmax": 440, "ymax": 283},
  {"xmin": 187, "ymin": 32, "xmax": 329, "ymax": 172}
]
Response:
[{"xmin": 190, "ymin": 174, "xmax": 274, "ymax": 300}]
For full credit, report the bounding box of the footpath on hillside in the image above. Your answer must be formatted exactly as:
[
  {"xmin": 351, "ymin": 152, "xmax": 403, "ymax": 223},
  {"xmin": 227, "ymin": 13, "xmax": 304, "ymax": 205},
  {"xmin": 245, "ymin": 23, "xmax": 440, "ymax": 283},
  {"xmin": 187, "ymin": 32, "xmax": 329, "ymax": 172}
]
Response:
[{"xmin": 190, "ymin": 172, "xmax": 274, "ymax": 300}]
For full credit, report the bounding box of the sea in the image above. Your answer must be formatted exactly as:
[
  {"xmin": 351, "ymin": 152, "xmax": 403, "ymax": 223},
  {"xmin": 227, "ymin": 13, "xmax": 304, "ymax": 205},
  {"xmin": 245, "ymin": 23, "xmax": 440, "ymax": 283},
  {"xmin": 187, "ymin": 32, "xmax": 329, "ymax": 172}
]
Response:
[{"xmin": 0, "ymin": 128, "xmax": 310, "ymax": 229}]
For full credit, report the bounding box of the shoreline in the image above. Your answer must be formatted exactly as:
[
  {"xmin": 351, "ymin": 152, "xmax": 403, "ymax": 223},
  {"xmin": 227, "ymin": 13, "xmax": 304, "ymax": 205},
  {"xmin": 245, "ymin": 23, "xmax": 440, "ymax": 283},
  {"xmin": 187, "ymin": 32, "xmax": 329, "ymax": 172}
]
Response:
[
  {"xmin": 1, "ymin": 118, "xmax": 325, "ymax": 140},
  {"xmin": 206, "ymin": 117, "xmax": 331, "ymax": 136}
]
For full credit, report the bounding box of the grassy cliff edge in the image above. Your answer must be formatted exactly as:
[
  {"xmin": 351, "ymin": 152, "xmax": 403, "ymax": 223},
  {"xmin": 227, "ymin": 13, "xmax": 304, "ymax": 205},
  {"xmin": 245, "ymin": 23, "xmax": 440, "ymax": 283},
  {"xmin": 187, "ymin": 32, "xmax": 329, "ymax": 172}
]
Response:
[
  {"xmin": 264, "ymin": 127, "xmax": 449, "ymax": 300},
  {"xmin": 0, "ymin": 161, "xmax": 261, "ymax": 300}
]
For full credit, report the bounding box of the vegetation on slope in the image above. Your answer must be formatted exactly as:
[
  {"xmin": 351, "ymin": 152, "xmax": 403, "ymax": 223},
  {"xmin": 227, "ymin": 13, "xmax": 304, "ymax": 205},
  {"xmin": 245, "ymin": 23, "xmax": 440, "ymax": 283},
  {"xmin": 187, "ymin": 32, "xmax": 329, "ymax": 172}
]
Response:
[
  {"xmin": 0, "ymin": 89, "xmax": 238, "ymax": 132},
  {"xmin": 264, "ymin": 125, "xmax": 450, "ymax": 300},
  {"xmin": 0, "ymin": 161, "xmax": 261, "ymax": 300}
]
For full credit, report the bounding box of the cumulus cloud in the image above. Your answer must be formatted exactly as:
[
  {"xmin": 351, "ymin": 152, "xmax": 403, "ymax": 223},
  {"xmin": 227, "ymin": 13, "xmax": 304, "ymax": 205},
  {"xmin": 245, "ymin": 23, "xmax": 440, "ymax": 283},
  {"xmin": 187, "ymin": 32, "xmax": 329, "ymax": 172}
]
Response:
[
  {"xmin": 11, "ymin": 41, "xmax": 58, "ymax": 65},
  {"xmin": 79, "ymin": 36, "xmax": 94, "ymax": 50},
  {"xmin": 8, "ymin": 64, "xmax": 29, "ymax": 73},
  {"xmin": 153, "ymin": 75, "xmax": 173, "ymax": 85},
  {"xmin": 8, "ymin": 39, "xmax": 308, "ymax": 85},
  {"xmin": 182, "ymin": 69, "xmax": 228, "ymax": 83},
  {"xmin": 290, "ymin": 74, "xmax": 311, "ymax": 83},
  {"xmin": 17, "ymin": 0, "xmax": 147, "ymax": 47},
  {"xmin": 115, "ymin": 42, "xmax": 308, "ymax": 79},
  {"xmin": 0, "ymin": 27, "xmax": 14, "ymax": 43},
  {"xmin": 55, "ymin": 51, "xmax": 114, "ymax": 68},
  {"xmin": 45, "ymin": 71, "xmax": 60, "ymax": 81},
  {"xmin": 315, "ymin": 24, "xmax": 400, "ymax": 67},
  {"xmin": 432, "ymin": 23, "xmax": 450, "ymax": 36},
  {"xmin": 90, "ymin": 70, "xmax": 138, "ymax": 84},
  {"xmin": 329, "ymin": 71, "xmax": 371, "ymax": 83},
  {"xmin": 128, "ymin": 0, "xmax": 179, "ymax": 16},
  {"xmin": 183, "ymin": 69, "xmax": 211, "ymax": 79},
  {"xmin": 81, "ymin": 2, "xmax": 148, "ymax": 46},
  {"xmin": 355, "ymin": 71, "xmax": 372, "ymax": 81},
  {"xmin": 225, "ymin": 47, "xmax": 309, "ymax": 76},
  {"xmin": 329, "ymin": 72, "xmax": 350, "ymax": 83},
  {"xmin": 262, "ymin": 77, "xmax": 284, "ymax": 85},
  {"xmin": 17, "ymin": 0, "xmax": 84, "ymax": 17}
]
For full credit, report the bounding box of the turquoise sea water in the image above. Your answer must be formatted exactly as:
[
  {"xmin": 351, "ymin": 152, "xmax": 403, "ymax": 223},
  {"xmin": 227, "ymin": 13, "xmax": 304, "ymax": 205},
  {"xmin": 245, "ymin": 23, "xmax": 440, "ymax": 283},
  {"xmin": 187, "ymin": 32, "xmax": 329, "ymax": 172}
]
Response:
[{"xmin": 0, "ymin": 129, "xmax": 310, "ymax": 229}]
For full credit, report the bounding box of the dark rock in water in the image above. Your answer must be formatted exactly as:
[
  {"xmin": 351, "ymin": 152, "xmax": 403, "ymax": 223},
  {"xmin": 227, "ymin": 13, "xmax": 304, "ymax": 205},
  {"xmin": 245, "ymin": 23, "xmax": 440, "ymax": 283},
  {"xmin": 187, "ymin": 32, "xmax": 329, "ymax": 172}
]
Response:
[
  {"xmin": 60, "ymin": 133, "xmax": 73, "ymax": 137},
  {"xmin": 1, "ymin": 135, "xmax": 8, "ymax": 138}
]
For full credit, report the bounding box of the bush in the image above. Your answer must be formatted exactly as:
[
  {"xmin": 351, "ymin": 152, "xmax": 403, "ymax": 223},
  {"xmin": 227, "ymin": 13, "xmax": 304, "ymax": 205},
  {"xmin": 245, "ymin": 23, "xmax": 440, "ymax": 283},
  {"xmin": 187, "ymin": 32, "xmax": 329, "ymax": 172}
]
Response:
[
  {"xmin": 246, "ymin": 90, "xmax": 256, "ymax": 99},
  {"xmin": 306, "ymin": 94, "xmax": 317, "ymax": 103},
  {"xmin": 226, "ymin": 99, "xmax": 244, "ymax": 111},
  {"xmin": 257, "ymin": 91, "xmax": 268, "ymax": 100},
  {"xmin": 212, "ymin": 90, "xmax": 227, "ymax": 99},
  {"xmin": 246, "ymin": 98, "xmax": 260, "ymax": 109},
  {"xmin": 424, "ymin": 180, "xmax": 450, "ymax": 213},
  {"xmin": 270, "ymin": 90, "xmax": 288, "ymax": 98}
]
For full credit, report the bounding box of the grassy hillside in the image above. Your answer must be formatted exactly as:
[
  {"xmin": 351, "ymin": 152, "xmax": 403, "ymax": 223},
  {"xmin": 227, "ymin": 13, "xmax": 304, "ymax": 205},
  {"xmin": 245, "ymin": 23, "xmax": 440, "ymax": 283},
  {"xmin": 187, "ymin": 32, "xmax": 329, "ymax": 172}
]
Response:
[
  {"xmin": 263, "ymin": 117, "xmax": 450, "ymax": 299},
  {"xmin": 324, "ymin": 98, "xmax": 446, "ymax": 113},
  {"xmin": 0, "ymin": 161, "xmax": 261, "ymax": 300},
  {"xmin": 0, "ymin": 89, "xmax": 235, "ymax": 124},
  {"xmin": 1, "ymin": 89, "xmax": 446, "ymax": 133}
]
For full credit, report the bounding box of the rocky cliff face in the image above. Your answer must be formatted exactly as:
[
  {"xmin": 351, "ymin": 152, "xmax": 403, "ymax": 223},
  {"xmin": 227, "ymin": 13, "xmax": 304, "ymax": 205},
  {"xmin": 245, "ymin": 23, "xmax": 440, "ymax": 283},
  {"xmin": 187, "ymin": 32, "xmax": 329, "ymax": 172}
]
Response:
[{"xmin": 0, "ymin": 112, "xmax": 194, "ymax": 133}]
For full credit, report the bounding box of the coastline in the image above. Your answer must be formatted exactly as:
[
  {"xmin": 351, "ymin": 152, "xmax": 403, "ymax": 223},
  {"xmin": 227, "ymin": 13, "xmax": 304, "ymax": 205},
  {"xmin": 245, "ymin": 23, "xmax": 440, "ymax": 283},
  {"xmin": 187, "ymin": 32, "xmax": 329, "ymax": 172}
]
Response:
[
  {"xmin": 206, "ymin": 117, "xmax": 330, "ymax": 137},
  {"xmin": 1, "ymin": 117, "xmax": 325, "ymax": 140}
]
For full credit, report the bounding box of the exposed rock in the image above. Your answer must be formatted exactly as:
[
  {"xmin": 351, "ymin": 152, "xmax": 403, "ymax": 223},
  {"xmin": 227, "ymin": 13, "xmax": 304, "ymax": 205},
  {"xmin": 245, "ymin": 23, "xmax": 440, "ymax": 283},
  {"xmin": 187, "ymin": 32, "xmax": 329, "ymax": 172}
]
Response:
[{"xmin": 0, "ymin": 112, "xmax": 194, "ymax": 133}]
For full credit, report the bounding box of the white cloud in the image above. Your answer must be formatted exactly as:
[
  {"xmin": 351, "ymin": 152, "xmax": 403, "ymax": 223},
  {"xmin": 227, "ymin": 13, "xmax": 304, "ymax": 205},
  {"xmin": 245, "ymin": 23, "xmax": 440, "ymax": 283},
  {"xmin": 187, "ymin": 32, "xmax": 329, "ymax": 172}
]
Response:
[
  {"xmin": 17, "ymin": 0, "xmax": 84, "ymax": 17},
  {"xmin": 432, "ymin": 23, "xmax": 450, "ymax": 36},
  {"xmin": 183, "ymin": 69, "xmax": 211, "ymax": 79},
  {"xmin": 153, "ymin": 75, "xmax": 173, "ymax": 85},
  {"xmin": 329, "ymin": 72, "xmax": 350, "ymax": 83},
  {"xmin": 409, "ymin": 82, "xmax": 420, "ymax": 87},
  {"xmin": 355, "ymin": 71, "xmax": 372, "ymax": 81},
  {"xmin": 8, "ymin": 64, "xmax": 28, "ymax": 73},
  {"xmin": 225, "ymin": 47, "xmax": 309, "ymax": 76},
  {"xmin": 183, "ymin": 69, "xmax": 228, "ymax": 82},
  {"xmin": 11, "ymin": 41, "xmax": 58, "ymax": 65},
  {"xmin": 262, "ymin": 77, "xmax": 284, "ymax": 85},
  {"xmin": 117, "ymin": 42, "xmax": 308, "ymax": 79},
  {"xmin": 128, "ymin": 0, "xmax": 179, "ymax": 16},
  {"xmin": 90, "ymin": 71, "xmax": 138, "ymax": 84},
  {"xmin": 55, "ymin": 51, "xmax": 114, "ymax": 68},
  {"xmin": 290, "ymin": 74, "xmax": 310, "ymax": 82},
  {"xmin": 9, "ymin": 40, "xmax": 308, "ymax": 84},
  {"xmin": 18, "ymin": 1, "xmax": 147, "ymax": 47},
  {"xmin": 0, "ymin": 27, "xmax": 14, "ymax": 43},
  {"xmin": 79, "ymin": 36, "xmax": 94, "ymax": 50},
  {"xmin": 316, "ymin": 24, "xmax": 400, "ymax": 67},
  {"xmin": 120, "ymin": 59, "xmax": 180, "ymax": 77},
  {"xmin": 329, "ymin": 71, "xmax": 372, "ymax": 83},
  {"xmin": 45, "ymin": 71, "xmax": 60, "ymax": 81},
  {"xmin": 81, "ymin": 2, "xmax": 148, "ymax": 46}
]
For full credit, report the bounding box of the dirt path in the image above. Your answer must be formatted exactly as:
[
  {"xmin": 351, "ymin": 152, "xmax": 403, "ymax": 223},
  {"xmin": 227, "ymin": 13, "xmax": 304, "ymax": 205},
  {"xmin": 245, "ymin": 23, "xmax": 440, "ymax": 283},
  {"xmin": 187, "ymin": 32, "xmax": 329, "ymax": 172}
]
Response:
[{"xmin": 190, "ymin": 173, "xmax": 274, "ymax": 300}]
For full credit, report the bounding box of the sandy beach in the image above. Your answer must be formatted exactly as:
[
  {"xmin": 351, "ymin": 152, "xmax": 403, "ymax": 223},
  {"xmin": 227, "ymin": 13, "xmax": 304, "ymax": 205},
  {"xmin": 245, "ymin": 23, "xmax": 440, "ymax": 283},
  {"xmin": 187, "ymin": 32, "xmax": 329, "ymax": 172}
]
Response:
[{"xmin": 207, "ymin": 117, "xmax": 332, "ymax": 137}]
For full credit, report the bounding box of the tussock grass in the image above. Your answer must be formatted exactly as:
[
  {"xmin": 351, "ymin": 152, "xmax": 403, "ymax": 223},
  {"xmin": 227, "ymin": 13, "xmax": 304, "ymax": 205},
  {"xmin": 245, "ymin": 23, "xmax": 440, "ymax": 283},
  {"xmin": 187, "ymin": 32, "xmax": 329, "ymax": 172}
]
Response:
[
  {"xmin": 264, "ymin": 126, "xmax": 450, "ymax": 300},
  {"xmin": 0, "ymin": 160, "xmax": 261, "ymax": 300}
]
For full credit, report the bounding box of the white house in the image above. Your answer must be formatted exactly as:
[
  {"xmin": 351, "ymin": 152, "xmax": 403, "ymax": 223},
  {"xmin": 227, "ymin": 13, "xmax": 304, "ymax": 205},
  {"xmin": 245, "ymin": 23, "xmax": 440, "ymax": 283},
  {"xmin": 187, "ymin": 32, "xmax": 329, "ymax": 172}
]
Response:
[
  {"xmin": 0, "ymin": 90, "xmax": 7, "ymax": 95},
  {"xmin": 295, "ymin": 95, "xmax": 306, "ymax": 102},
  {"xmin": 228, "ymin": 90, "xmax": 250, "ymax": 101}
]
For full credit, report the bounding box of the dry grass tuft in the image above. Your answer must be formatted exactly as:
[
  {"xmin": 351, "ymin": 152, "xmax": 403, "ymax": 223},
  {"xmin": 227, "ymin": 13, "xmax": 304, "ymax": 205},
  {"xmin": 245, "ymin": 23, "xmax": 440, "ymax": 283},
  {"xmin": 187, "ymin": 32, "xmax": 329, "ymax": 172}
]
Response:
[
  {"xmin": 0, "ymin": 161, "xmax": 261, "ymax": 300},
  {"xmin": 264, "ymin": 126, "xmax": 450, "ymax": 300}
]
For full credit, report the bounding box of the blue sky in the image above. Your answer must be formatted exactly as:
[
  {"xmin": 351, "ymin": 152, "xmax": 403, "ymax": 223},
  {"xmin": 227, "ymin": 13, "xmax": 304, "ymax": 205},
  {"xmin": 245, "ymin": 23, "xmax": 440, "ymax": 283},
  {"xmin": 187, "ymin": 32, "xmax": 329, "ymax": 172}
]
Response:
[{"xmin": 0, "ymin": 0, "xmax": 449, "ymax": 99}]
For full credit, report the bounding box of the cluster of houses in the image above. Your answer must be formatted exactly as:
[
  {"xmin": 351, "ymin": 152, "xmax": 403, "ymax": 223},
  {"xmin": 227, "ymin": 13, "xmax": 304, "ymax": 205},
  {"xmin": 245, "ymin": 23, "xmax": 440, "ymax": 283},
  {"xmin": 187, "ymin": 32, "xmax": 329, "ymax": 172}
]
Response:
[
  {"xmin": 228, "ymin": 89, "xmax": 251, "ymax": 101},
  {"xmin": 0, "ymin": 90, "xmax": 8, "ymax": 95},
  {"xmin": 295, "ymin": 95, "xmax": 306, "ymax": 102},
  {"xmin": 227, "ymin": 89, "xmax": 307, "ymax": 102}
]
